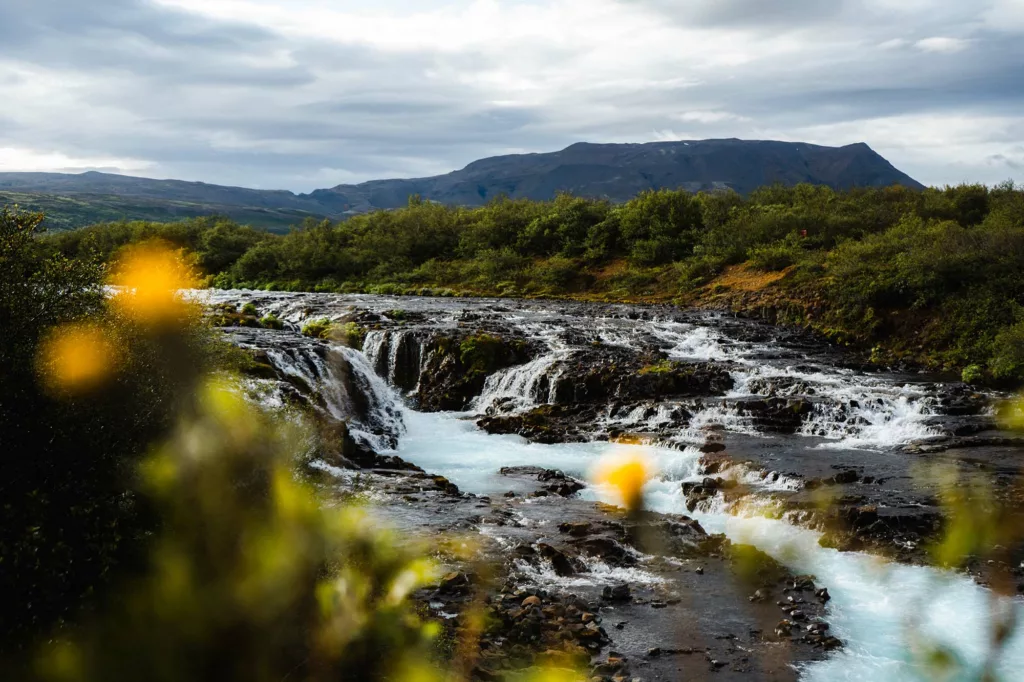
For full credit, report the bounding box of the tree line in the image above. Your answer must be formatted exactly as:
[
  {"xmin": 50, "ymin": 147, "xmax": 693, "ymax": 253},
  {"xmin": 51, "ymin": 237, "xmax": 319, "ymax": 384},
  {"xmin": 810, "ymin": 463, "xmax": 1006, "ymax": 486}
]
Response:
[{"xmin": 37, "ymin": 181, "xmax": 1024, "ymax": 381}]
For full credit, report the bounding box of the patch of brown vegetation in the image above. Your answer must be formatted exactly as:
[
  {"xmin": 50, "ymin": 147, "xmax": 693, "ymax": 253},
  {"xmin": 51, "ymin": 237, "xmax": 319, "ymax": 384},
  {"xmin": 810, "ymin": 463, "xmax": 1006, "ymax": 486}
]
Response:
[
  {"xmin": 713, "ymin": 264, "xmax": 796, "ymax": 293},
  {"xmin": 592, "ymin": 259, "xmax": 631, "ymax": 282}
]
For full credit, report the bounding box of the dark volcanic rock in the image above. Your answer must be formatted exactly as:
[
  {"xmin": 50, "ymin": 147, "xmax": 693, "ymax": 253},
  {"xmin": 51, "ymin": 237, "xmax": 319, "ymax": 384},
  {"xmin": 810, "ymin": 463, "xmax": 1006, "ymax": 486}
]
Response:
[
  {"xmin": 620, "ymin": 361, "xmax": 736, "ymax": 399},
  {"xmin": 415, "ymin": 331, "xmax": 537, "ymax": 411},
  {"xmin": 733, "ymin": 397, "xmax": 814, "ymax": 434},
  {"xmin": 544, "ymin": 347, "xmax": 735, "ymax": 406},
  {"xmin": 499, "ymin": 466, "xmax": 586, "ymax": 497},
  {"xmin": 479, "ymin": 404, "xmax": 599, "ymax": 443}
]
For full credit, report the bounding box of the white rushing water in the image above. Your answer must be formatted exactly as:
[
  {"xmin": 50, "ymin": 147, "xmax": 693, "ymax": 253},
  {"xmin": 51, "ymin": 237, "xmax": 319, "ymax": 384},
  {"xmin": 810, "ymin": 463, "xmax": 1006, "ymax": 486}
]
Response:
[
  {"xmin": 209, "ymin": 291, "xmax": 1019, "ymax": 680},
  {"xmin": 202, "ymin": 289, "xmax": 948, "ymax": 452},
  {"xmin": 465, "ymin": 314, "xmax": 946, "ymax": 452},
  {"xmin": 395, "ymin": 409, "xmax": 1024, "ymax": 682}
]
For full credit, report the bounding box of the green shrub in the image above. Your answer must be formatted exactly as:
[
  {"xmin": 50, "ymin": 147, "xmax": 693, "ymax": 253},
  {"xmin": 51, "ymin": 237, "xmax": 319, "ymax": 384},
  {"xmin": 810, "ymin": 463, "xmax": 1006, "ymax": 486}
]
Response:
[
  {"xmin": 466, "ymin": 248, "xmax": 528, "ymax": 286},
  {"xmin": 300, "ymin": 318, "xmax": 333, "ymax": 339},
  {"xmin": 531, "ymin": 256, "xmax": 582, "ymax": 290},
  {"xmin": 259, "ymin": 313, "xmax": 284, "ymax": 330},
  {"xmin": 240, "ymin": 302, "xmax": 259, "ymax": 317},
  {"xmin": 339, "ymin": 322, "xmax": 365, "ymax": 349},
  {"xmin": 607, "ymin": 269, "xmax": 658, "ymax": 297},
  {"xmin": 961, "ymin": 364, "xmax": 985, "ymax": 384},
  {"xmin": 313, "ymin": 278, "xmax": 342, "ymax": 293},
  {"xmin": 367, "ymin": 284, "xmax": 401, "ymax": 296},
  {"xmin": 748, "ymin": 236, "xmax": 802, "ymax": 271},
  {"xmin": 989, "ymin": 322, "xmax": 1024, "ymax": 381},
  {"xmin": 677, "ymin": 254, "xmax": 726, "ymax": 287}
]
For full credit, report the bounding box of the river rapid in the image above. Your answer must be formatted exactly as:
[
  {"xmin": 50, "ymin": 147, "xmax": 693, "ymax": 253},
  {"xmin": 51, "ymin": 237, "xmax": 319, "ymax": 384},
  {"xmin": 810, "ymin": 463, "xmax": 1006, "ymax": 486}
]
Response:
[{"xmin": 202, "ymin": 290, "xmax": 1024, "ymax": 682}]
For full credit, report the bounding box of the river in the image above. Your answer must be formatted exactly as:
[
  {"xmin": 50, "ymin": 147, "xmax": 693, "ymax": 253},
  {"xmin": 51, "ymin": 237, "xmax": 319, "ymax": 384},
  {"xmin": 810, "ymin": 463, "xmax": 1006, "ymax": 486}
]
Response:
[{"xmin": 204, "ymin": 290, "xmax": 1024, "ymax": 681}]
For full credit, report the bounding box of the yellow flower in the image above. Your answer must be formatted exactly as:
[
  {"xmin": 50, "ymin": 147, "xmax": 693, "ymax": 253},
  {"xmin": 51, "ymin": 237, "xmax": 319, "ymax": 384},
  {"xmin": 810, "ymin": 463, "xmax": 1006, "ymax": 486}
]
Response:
[
  {"xmin": 592, "ymin": 450, "xmax": 653, "ymax": 511},
  {"xmin": 38, "ymin": 322, "xmax": 114, "ymax": 393},
  {"xmin": 109, "ymin": 243, "xmax": 197, "ymax": 326}
]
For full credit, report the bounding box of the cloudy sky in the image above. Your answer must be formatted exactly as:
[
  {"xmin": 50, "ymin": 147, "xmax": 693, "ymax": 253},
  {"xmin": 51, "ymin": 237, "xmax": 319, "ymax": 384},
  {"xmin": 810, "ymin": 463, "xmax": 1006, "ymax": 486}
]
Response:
[{"xmin": 1, "ymin": 0, "xmax": 1022, "ymax": 191}]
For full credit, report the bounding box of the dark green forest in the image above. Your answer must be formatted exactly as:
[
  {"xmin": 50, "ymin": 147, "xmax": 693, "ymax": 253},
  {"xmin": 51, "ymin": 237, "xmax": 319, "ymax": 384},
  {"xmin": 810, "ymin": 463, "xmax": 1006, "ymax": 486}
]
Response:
[{"xmin": 37, "ymin": 181, "xmax": 1024, "ymax": 382}]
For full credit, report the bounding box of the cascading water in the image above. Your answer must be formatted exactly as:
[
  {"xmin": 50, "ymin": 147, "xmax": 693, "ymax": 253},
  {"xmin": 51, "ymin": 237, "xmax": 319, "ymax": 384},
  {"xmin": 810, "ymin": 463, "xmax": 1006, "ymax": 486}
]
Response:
[
  {"xmin": 260, "ymin": 346, "xmax": 355, "ymax": 422},
  {"xmin": 395, "ymin": 411, "xmax": 1024, "ymax": 682},
  {"xmin": 472, "ymin": 349, "xmax": 573, "ymax": 412},
  {"xmin": 361, "ymin": 330, "xmax": 391, "ymax": 378},
  {"xmin": 334, "ymin": 343, "xmax": 407, "ymax": 450},
  {"xmin": 208, "ymin": 291, "xmax": 1023, "ymax": 681},
  {"xmin": 230, "ymin": 328, "xmax": 406, "ymax": 453}
]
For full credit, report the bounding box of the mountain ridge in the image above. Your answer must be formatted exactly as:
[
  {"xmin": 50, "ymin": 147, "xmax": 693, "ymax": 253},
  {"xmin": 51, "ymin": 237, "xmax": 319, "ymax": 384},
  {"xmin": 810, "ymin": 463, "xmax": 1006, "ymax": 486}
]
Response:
[{"xmin": 0, "ymin": 139, "xmax": 925, "ymax": 231}]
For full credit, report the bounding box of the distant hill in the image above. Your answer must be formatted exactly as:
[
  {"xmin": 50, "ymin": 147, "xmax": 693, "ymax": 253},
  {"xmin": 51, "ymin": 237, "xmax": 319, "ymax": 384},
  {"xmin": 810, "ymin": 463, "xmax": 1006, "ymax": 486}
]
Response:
[{"xmin": 0, "ymin": 139, "xmax": 924, "ymax": 231}]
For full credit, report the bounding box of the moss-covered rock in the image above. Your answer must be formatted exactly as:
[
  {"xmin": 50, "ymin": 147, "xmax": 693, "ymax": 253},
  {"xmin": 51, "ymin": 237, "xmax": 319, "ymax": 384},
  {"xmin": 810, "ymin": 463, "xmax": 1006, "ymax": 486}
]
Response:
[{"xmin": 415, "ymin": 332, "xmax": 536, "ymax": 411}]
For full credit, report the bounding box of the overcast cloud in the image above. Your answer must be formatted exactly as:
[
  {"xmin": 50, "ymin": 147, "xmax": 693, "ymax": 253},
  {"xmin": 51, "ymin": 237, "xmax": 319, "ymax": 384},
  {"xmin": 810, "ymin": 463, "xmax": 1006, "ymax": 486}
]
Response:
[{"xmin": 0, "ymin": 0, "xmax": 1021, "ymax": 190}]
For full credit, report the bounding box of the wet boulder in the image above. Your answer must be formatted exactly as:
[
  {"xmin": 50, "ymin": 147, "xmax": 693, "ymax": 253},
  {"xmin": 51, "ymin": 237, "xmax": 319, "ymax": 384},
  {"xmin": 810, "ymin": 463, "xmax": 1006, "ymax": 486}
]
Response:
[
  {"xmin": 497, "ymin": 466, "xmax": 587, "ymax": 497},
  {"xmin": 619, "ymin": 361, "xmax": 736, "ymax": 401},
  {"xmin": 930, "ymin": 385, "xmax": 990, "ymax": 417},
  {"xmin": 601, "ymin": 584, "xmax": 632, "ymax": 602},
  {"xmin": 536, "ymin": 543, "xmax": 583, "ymax": 577},
  {"xmin": 733, "ymin": 397, "xmax": 814, "ymax": 434},
  {"xmin": 574, "ymin": 537, "xmax": 636, "ymax": 567},
  {"xmin": 478, "ymin": 405, "xmax": 596, "ymax": 444},
  {"xmin": 415, "ymin": 331, "xmax": 537, "ymax": 411},
  {"xmin": 746, "ymin": 375, "xmax": 815, "ymax": 397}
]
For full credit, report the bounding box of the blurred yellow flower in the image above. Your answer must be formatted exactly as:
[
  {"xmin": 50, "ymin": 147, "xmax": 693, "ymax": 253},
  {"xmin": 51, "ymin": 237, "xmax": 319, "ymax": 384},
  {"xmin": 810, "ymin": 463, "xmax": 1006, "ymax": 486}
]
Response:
[
  {"xmin": 592, "ymin": 450, "xmax": 653, "ymax": 511},
  {"xmin": 109, "ymin": 242, "xmax": 197, "ymax": 325},
  {"xmin": 38, "ymin": 322, "xmax": 114, "ymax": 393},
  {"xmin": 522, "ymin": 666, "xmax": 587, "ymax": 682},
  {"xmin": 997, "ymin": 396, "xmax": 1024, "ymax": 431}
]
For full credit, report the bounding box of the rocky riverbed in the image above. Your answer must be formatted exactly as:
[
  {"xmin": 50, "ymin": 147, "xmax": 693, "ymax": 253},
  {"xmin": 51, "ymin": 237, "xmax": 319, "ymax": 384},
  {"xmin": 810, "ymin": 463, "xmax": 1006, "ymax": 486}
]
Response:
[{"xmin": 199, "ymin": 290, "xmax": 1024, "ymax": 681}]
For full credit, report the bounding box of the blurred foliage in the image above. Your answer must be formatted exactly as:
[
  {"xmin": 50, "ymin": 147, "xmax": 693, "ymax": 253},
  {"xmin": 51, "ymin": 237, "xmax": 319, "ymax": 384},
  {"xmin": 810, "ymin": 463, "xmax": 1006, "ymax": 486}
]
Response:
[
  {"xmin": 2, "ymin": 219, "xmax": 449, "ymax": 680},
  {"xmin": 1, "ymin": 208, "xmax": 225, "ymax": 653},
  {"xmin": 31, "ymin": 380, "xmax": 441, "ymax": 682},
  {"xmin": 36, "ymin": 181, "xmax": 1024, "ymax": 382}
]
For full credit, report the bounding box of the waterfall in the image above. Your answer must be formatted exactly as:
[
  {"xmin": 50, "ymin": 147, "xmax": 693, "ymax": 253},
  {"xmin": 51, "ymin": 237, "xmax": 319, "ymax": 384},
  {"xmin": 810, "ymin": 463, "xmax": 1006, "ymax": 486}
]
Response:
[
  {"xmin": 263, "ymin": 346, "xmax": 355, "ymax": 422},
  {"xmin": 333, "ymin": 344, "xmax": 407, "ymax": 451},
  {"xmin": 470, "ymin": 349, "xmax": 573, "ymax": 413},
  {"xmin": 361, "ymin": 330, "xmax": 390, "ymax": 378},
  {"xmin": 235, "ymin": 331, "xmax": 406, "ymax": 453},
  {"xmin": 208, "ymin": 291, "xmax": 1021, "ymax": 682},
  {"xmin": 358, "ymin": 329, "xmax": 425, "ymax": 395}
]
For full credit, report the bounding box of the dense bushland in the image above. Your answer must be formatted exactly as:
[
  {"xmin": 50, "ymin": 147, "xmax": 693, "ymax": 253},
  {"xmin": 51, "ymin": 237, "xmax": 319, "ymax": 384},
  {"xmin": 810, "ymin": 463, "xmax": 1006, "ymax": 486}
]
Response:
[
  {"xmin": 37, "ymin": 182, "xmax": 1024, "ymax": 381},
  {"xmin": 2, "ymin": 208, "xmax": 440, "ymax": 680}
]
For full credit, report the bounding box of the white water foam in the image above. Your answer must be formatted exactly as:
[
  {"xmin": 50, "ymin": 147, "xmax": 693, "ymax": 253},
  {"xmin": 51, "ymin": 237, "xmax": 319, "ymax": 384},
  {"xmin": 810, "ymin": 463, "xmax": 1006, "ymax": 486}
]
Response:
[
  {"xmin": 393, "ymin": 408, "xmax": 1024, "ymax": 682},
  {"xmin": 264, "ymin": 347, "xmax": 354, "ymax": 422},
  {"xmin": 512, "ymin": 557, "xmax": 668, "ymax": 589},
  {"xmin": 471, "ymin": 349, "xmax": 573, "ymax": 413}
]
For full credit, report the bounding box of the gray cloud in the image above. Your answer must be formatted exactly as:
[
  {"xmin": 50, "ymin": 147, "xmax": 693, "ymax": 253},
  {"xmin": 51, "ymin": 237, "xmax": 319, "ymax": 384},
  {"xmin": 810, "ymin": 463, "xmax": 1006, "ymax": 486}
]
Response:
[
  {"xmin": 0, "ymin": 0, "xmax": 1020, "ymax": 190},
  {"xmin": 625, "ymin": 0, "xmax": 846, "ymax": 28}
]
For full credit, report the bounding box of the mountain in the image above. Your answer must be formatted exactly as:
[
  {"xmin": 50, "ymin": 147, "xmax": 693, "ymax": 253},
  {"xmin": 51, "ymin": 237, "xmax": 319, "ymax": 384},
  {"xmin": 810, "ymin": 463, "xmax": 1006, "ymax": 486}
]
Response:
[
  {"xmin": 0, "ymin": 139, "xmax": 924, "ymax": 231},
  {"xmin": 309, "ymin": 139, "xmax": 924, "ymax": 213},
  {"xmin": 0, "ymin": 172, "xmax": 332, "ymax": 233}
]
